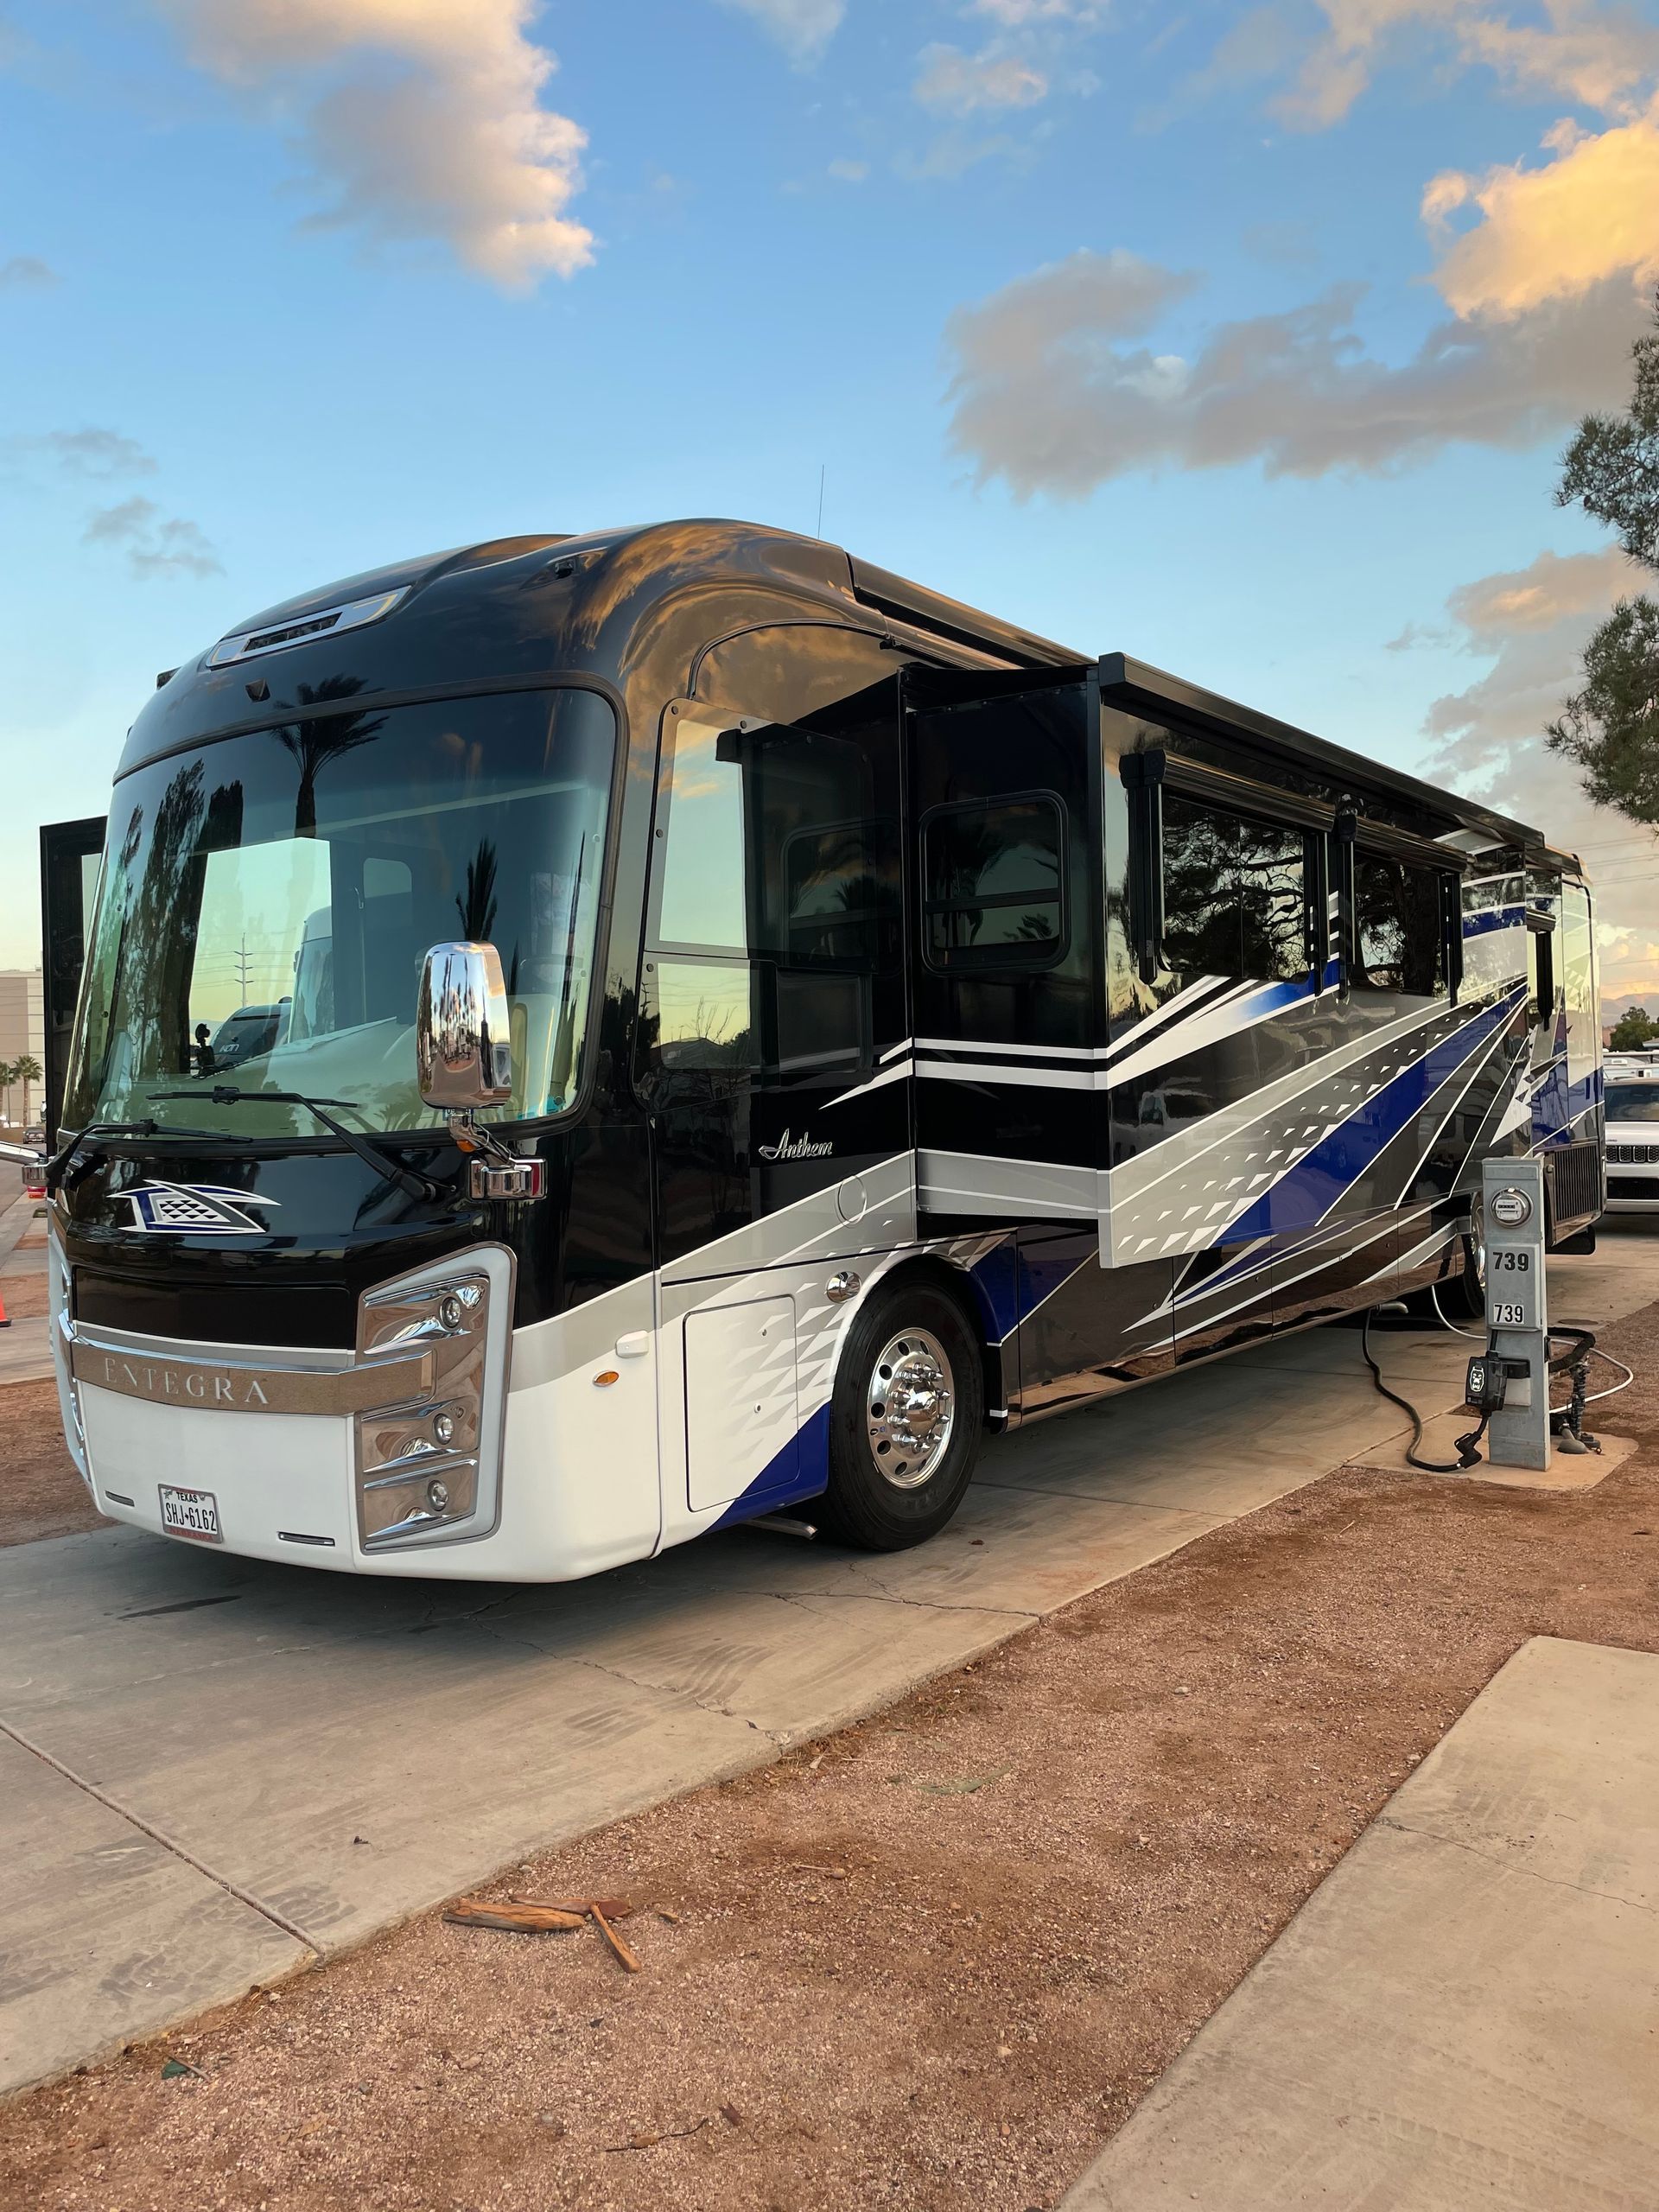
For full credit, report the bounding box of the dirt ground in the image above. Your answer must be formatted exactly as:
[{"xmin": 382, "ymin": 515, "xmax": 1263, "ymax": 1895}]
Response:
[
  {"xmin": 0, "ymin": 1267, "xmax": 48, "ymax": 1320},
  {"xmin": 3, "ymin": 1301, "xmax": 1656, "ymax": 2212},
  {"xmin": 0, "ymin": 1378, "xmax": 106, "ymax": 1547}
]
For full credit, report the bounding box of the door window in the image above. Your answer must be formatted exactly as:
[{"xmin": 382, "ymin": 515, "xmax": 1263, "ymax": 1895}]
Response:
[{"xmin": 646, "ymin": 706, "xmax": 897, "ymax": 1079}]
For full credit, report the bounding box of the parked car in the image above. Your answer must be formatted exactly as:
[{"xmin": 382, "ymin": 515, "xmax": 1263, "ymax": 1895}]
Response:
[{"xmin": 1604, "ymin": 1053, "xmax": 1659, "ymax": 1215}]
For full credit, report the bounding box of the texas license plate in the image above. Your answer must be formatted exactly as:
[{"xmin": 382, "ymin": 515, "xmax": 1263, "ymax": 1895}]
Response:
[{"xmin": 158, "ymin": 1484, "xmax": 222, "ymax": 1543}]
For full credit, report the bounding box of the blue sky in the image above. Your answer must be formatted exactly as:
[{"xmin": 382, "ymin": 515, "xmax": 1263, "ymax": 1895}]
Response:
[{"xmin": 3, "ymin": 0, "xmax": 1657, "ymax": 997}]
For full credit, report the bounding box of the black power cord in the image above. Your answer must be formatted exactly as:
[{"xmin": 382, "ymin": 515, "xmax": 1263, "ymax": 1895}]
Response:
[{"xmin": 1361, "ymin": 1309, "xmax": 1491, "ymax": 1471}]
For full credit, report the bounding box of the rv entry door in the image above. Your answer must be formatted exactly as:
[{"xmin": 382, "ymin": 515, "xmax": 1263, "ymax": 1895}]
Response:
[{"xmin": 904, "ymin": 666, "xmax": 1101, "ymax": 1235}]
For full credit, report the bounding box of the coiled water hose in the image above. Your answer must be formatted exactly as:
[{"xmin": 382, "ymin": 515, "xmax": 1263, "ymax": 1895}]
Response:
[{"xmin": 1363, "ymin": 1305, "xmax": 1633, "ymax": 1472}]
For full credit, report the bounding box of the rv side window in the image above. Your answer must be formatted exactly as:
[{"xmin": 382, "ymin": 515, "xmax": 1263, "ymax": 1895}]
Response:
[
  {"xmin": 1355, "ymin": 852, "xmax": 1444, "ymax": 994},
  {"xmin": 1161, "ymin": 794, "xmax": 1306, "ymax": 983},
  {"xmin": 922, "ymin": 795, "xmax": 1065, "ymax": 969}
]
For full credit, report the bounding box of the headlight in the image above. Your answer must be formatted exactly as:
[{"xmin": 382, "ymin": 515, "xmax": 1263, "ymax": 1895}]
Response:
[{"xmin": 353, "ymin": 1249, "xmax": 513, "ymax": 1549}]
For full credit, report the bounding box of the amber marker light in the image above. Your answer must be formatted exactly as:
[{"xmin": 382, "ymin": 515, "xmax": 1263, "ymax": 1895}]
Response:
[{"xmin": 593, "ymin": 1370, "xmax": 620, "ymax": 1388}]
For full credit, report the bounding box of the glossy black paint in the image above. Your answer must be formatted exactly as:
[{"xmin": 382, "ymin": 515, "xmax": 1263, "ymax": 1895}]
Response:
[
  {"xmin": 59, "ymin": 524, "xmax": 1007, "ymax": 1341},
  {"xmin": 52, "ymin": 522, "xmax": 1587, "ymax": 1447}
]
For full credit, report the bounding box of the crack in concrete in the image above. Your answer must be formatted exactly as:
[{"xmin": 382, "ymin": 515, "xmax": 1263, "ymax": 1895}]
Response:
[
  {"xmin": 1376, "ymin": 1815, "xmax": 1659, "ymax": 1919},
  {"xmin": 712, "ymin": 1580, "xmax": 1037, "ymax": 1620},
  {"xmin": 0, "ymin": 1713, "xmax": 324, "ymax": 1959}
]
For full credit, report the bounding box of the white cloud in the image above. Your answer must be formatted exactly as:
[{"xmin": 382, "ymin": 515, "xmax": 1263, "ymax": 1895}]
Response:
[
  {"xmin": 1421, "ymin": 545, "xmax": 1658, "ymax": 999},
  {"xmin": 827, "ymin": 157, "xmax": 869, "ymax": 181},
  {"xmin": 1426, "ymin": 102, "xmax": 1659, "ymax": 318},
  {"xmin": 968, "ymin": 0, "xmax": 1108, "ymax": 21},
  {"xmin": 149, "ymin": 0, "xmax": 592, "ymax": 289},
  {"xmin": 944, "ymin": 251, "xmax": 1644, "ymax": 495},
  {"xmin": 0, "ymin": 254, "xmax": 55, "ymax": 289},
  {"xmin": 915, "ymin": 41, "xmax": 1050, "ymax": 113},
  {"xmin": 1275, "ymin": 0, "xmax": 1659, "ymax": 130},
  {"xmin": 84, "ymin": 496, "xmax": 223, "ymax": 581},
  {"xmin": 715, "ymin": 0, "xmax": 844, "ymax": 66}
]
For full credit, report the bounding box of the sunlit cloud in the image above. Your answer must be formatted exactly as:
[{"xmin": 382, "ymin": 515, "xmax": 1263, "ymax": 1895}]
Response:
[
  {"xmin": 149, "ymin": 0, "xmax": 593, "ymax": 289},
  {"xmin": 1426, "ymin": 103, "xmax": 1659, "ymax": 317},
  {"xmin": 1275, "ymin": 0, "xmax": 1659, "ymax": 130},
  {"xmin": 1419, "ymin": 544, "xmax": 1658, "ymax": 1001}
]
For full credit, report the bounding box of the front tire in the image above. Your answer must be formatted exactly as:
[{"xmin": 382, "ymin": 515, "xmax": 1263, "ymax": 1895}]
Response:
[{"xmin": 819, "ymin": 1279, "xmax": 983, "ymax": 1551}]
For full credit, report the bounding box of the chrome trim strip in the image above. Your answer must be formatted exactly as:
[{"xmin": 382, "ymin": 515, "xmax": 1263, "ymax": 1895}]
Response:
[{"xmin": 70, "ymin": 1334, "xmax": 433, "ymax": 1416}]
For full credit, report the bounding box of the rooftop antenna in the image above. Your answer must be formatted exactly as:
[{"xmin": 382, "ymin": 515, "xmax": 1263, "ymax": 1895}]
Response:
[{"xmin": 816, "ymin": 464, "xmax": 825, "ymax": 540}]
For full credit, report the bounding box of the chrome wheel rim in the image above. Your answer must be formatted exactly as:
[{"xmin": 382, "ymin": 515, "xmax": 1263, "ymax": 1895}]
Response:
[
  {"xmin": 866, "ymin": 1327, "xmax": 956, "ymax": 1491},
  {"xmin": 1468, "ymin": 1192, "xmax": 1487, "ymax": 1293}
]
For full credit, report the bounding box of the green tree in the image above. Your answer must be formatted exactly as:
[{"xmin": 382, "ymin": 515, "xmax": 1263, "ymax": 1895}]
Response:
[
  {"xmin": 1610, "ymin": 1005, "xmax": 1659, "ymax": 1051},
  {"xmin": 0, "ymin": 1060, "xmax": 15, "ymax": 1128},
  {"xmin": 1548, "ymin": 296, "xmax": 1659, "ymax": 823}
]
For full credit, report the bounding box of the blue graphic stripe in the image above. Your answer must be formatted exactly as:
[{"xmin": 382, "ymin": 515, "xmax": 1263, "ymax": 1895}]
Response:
[
  {"xmin": 1222, "ymin": 988, "xmax": 1526, "ymax": 1243},
  {"xmin": 714, "ymin": 1402, "xmax": 831, "ymax": 1529}
]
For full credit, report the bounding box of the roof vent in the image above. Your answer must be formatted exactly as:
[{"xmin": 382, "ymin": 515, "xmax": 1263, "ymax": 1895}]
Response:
[{"xmin": 207, "ymin": 587, "xmax": 408, "ymax": 670}]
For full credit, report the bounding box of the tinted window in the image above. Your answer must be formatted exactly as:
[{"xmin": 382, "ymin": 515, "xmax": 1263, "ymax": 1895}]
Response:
[
  {"xmin": 1356, "ymin": 853, "xmax": 1443, "ymax": 994},
  {"xmin": 656, "ymin": 712, "xmax": 895, "ymax": 968},
  {"xmin": 923, "ymin": 796, "xmax": 1064, "ymax": 969},
  {"xmin": 645, "ymin": 703, "xmax": 899, "ymax": 1079},
  {"xmin": 1606, "ymin": 1084, "xmax": 1659, "ymax": 1122},
  {"xmin": 1162, "ymin": 795, "xmax": 1306, "ymax": 982}
]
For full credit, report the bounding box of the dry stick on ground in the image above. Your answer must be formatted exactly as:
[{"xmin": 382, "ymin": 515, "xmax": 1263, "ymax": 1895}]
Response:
[
  {"xmin": 443, "ymin": 1901, "xmax": 587, "ymax": 1934},
  {"xmin": 590, "ymin": 1902, "xmax": 643, "ymax": 1974}
]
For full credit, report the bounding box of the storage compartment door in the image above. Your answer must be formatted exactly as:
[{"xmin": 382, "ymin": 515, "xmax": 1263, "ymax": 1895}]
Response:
[{"xmin": 684, "ymin": 1295, "xmax": 799, "ymax": 1513}]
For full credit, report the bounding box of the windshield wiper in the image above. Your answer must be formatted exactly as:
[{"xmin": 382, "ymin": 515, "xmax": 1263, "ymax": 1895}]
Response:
[
  {"xmin": 40, "ymin": 1118, "xmax": 251, "ymax": 1194},
  {"xmin": 148, "ymin": 1086, "xmax": 436, "ymax": 1203}
]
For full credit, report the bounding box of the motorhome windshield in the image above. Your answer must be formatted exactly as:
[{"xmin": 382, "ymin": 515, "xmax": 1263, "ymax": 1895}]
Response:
[{"xmin": 66, "ymin": 687, "xmax": 616, "ymax": 1140}]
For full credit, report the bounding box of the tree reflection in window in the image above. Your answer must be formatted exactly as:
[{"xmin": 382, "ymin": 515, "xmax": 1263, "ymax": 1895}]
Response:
[
  {"xmin": 1355, "ymin": 853, "xmax": 1442, "ymax": 994},
  {"xmin": 924, "ymin": 797, "xmax": 1064, "ymax": 967},
  {"xmin": 1162, "ymin": 794, "xmax": 1306, "ymax": 982}
]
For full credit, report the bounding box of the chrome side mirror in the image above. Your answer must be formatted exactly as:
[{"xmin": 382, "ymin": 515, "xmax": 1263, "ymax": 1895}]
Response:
[
  {"xmin": 416, "ymin": 943, "xmax": 514, "ymax": 1110},
  {"xmin": 0, "ymin": 1141, "xmax": 46, "ymax": 1171}
]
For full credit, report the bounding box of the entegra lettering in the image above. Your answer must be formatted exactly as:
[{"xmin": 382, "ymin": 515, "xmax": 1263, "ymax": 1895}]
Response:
[
  {"xmin": 758, "ymin": 1129, "xmax": 833, "ymax": 1161},
  {"xmin": 99, "ymin": 1354, "xmax": 271, "ymax": 1408}
]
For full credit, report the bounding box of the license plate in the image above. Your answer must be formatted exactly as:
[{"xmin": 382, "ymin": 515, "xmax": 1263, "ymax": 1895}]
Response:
[{"xmin": 158, "ymin": 1484, "xmax": 222, "ymax": 1543}]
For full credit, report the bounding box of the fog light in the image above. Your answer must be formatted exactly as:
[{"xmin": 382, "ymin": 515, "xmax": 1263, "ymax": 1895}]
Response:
[
  {"xmin": 437, "ymin": 1293, "xmax": 464, "ymax": 1331},
  {"xmin": 433, "ymin": 1408, "xmax": 455, "ymax": 1445},
  {"xmin": 426, "ymin": 1478, "xmax": 450, "ymax": 1514}
]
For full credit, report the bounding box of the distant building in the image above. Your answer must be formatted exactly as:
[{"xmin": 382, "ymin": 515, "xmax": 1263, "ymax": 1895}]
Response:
[{"xmin": 0, "ymin": 970, "xmax": 46, "ymax": 1128}]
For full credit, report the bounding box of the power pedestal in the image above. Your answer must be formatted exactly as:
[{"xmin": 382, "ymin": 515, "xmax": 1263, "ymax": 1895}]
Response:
[{"xmin": 1479, "ymin": 1157, "xmax": 1550, "ymax": 1472}]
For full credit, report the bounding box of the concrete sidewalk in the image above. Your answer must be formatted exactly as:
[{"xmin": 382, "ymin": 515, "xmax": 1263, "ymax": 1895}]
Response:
[
  {"xmin": 1060, "ymin": 1636, "xmax": 1659, "ymax": 2211},
  {"xmin": 0, "ymin": 1236, "xmax": 1652, "ymax": 2097}
]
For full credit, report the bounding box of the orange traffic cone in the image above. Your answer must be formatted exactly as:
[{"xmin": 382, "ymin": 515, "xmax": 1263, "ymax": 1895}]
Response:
[{"xmin": 0, "ymin": 1289, "xmax": 10, "ymax": 1329}]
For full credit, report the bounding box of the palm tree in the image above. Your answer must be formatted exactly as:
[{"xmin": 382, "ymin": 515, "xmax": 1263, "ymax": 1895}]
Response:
[
  {"xmin": 0, "ymin": 1060, "xmax": 14, "ymax": 1128},
  {"xmin": 11, "ymin": 1054, "xmax": 41, "ymax": 1127}
]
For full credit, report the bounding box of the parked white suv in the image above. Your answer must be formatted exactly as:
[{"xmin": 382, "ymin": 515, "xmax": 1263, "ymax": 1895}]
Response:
[{"xmin": 1605, "ymin": 1053, "xmax": 1659, "ymax": 1215}]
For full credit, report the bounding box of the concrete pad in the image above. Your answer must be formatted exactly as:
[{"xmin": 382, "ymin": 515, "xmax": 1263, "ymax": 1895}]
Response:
[
  {"xmin": 0, "ymin": 1732, "xmax": 304, "ymax": 2094},
  {"xmin": 1060, "ymin": 1637, "xmax": 1659, "ymax": 2212},
  {"xmin": 1349, "ymin": 1419, "xmax": 1641, "ymax": 1489},
  {"xmin": 3, "ymin": 1236, "xmax": 1653, "ymax": 2095},
  {"xmin": 0, "ymin": 1314, "xmax": 53, "ymax": 1385}
]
